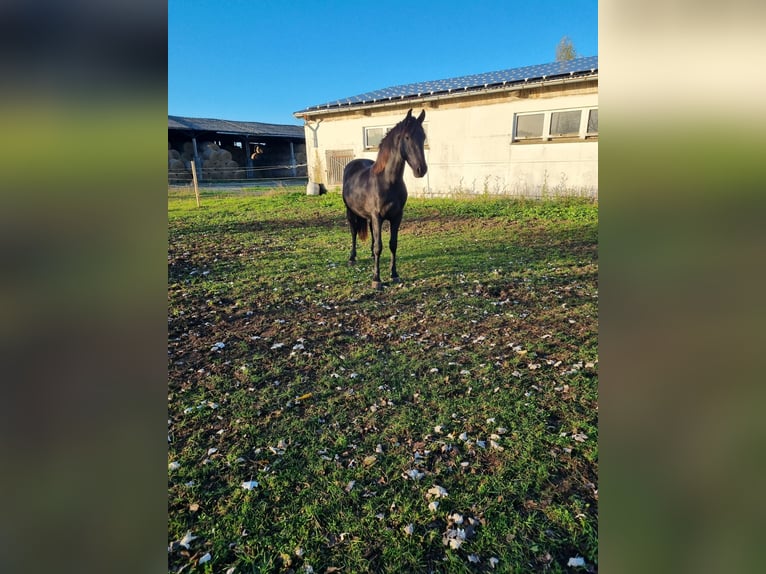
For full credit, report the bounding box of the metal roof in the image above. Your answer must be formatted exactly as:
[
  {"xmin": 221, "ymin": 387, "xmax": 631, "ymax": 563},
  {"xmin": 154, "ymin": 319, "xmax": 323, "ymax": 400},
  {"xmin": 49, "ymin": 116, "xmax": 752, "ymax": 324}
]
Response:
[
  {"xmin": 168, "ymin": 115, "xmax": 304, "ymax": 139},
  {"xmin": 295, "ymin": 56, "xmax": 597, "ymax": 115}
]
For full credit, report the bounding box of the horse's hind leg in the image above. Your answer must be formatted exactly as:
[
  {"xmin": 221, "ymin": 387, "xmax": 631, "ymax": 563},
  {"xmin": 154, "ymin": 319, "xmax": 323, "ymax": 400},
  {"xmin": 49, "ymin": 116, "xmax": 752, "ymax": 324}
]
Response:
[
  {"xmin": 347, "ymin": 212, "xmax": 358, "ymax": 265},
  {"xmin": 370, "ymin": 216, "xmax": 383, "ymax": 290},
  {"xmin": 348, "ymin": 228, "xmax": 357, "ymax": 265},
  {"xmin": 389, "ymin": 216, "xmax": 402, "ymax": 283}
]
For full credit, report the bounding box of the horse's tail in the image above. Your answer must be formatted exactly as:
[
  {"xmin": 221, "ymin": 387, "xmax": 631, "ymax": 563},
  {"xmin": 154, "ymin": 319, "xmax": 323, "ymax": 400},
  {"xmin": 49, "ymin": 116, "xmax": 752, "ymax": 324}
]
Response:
[{"xmin": 346, "ymin": 207, "xmax": 368, "ymax": 241}]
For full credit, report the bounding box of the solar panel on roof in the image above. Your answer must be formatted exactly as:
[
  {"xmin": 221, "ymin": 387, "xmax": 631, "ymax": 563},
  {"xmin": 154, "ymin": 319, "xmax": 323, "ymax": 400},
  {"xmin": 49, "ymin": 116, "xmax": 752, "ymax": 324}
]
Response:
[{"xmin": 297, "ymin": 56, "xmax": 597, "ymax": 114}]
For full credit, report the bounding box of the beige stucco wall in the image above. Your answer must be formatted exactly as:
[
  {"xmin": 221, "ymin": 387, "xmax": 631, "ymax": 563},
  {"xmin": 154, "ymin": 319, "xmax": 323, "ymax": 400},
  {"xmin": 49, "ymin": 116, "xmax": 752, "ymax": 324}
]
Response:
[{"xmin": 301, "ymin": 84, "xmax": 597, "ymax": 198}]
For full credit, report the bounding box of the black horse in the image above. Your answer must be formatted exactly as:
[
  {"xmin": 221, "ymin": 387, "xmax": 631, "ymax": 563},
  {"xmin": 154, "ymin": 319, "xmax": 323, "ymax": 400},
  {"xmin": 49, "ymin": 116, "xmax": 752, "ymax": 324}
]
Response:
[{"xmin": 342, "ymin": 109, "xmax": 427, "ymax": 289}]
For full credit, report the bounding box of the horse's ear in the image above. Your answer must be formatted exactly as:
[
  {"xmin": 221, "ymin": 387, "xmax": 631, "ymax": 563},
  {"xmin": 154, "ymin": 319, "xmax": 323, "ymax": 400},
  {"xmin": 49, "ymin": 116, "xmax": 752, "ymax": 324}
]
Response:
[
  {"xmin": 417, "ymin": 109, "xmax": 426, "ymax": 124},
  {"xmin": 405, "ymin": 109, "xmax": 413, "ymax": 119}
]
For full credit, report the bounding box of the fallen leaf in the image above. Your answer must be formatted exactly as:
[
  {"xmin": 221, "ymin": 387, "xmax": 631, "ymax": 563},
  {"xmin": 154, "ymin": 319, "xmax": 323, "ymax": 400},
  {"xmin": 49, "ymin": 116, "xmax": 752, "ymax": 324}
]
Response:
[
  {"xmin": 363, "ymin": 455, "xmax": 377, "ymax": 467},
  {"xmin": 567, "ymin": 556, "xmax": 586, "ymax": 567},
  {"xmin": 489, "ymin": 557, "xmax": 499, "ymax": 568},
  {"xmin": 404, "ymin": 469, "xmax": 424, "ymax": 481},
  {"xmin": 179, "ymin": 531, "xmax": 197, "ymax": 549},
  {"xmin": 241, "ymin": 480, "xmax": 259, "ymax": 490},
  {"xmin": 467, "ymin": 554, "xmax": 480, "ymax": 563},
  {"xmin": 345, "ymin": 480, "xmax": 355, "ymax": 492},
  {"xmin": 189, "ymin": 503, "xmax": 200, "ymax": 513},
  {"xmin": 428, "ymin": 501, "xmax": 439, "ymax": 512},
  {"xmin": 199, "ymin": 552, "xmax": 211, "ymax": 564},
  {"xmin": 403, "ymin": 523, "xmax": 414, "ymax": 536},
  {"xmin": 169, "ymin": 461, "xmax": 180, "ymax": 471},
  {"xmin": 427, "ymin": 485, "xmax": 449, "ymax": 498}
]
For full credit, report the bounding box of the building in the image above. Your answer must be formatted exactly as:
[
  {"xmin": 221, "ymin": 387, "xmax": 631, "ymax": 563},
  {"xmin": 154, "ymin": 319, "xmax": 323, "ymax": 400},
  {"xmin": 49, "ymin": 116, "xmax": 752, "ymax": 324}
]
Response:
[
  {"xmin": 168, "ymin": 116, "xmax": 306, "ymax": 183},
  {"xmin": 293, "ymin": 56, "xmax": 597, "ymax": 197}
]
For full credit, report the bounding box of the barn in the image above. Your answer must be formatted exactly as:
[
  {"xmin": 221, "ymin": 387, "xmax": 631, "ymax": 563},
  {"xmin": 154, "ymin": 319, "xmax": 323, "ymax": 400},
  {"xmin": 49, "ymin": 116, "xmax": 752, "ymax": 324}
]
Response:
[
  {"xmin": 168, "ymin": 116, "xmax": 306, "ymax": 184},
  {"xmin": 293, "ymin": 56, "xmax": 597, "ymax": 197}
]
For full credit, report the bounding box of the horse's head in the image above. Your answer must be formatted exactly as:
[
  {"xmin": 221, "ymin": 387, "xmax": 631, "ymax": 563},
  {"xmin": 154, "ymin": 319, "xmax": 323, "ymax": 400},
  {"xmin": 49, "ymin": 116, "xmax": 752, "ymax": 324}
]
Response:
[{"xmin": 400, "ymin": 109, "xmax": 428, "ymax": 178}]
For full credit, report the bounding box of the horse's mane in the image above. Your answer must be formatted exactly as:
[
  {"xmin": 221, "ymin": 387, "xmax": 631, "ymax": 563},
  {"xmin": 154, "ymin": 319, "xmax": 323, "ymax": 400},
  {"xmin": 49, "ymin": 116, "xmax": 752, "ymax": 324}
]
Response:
[{"xmin": 371, "ymin": 117, "xmax": 411, "ymax": 175}]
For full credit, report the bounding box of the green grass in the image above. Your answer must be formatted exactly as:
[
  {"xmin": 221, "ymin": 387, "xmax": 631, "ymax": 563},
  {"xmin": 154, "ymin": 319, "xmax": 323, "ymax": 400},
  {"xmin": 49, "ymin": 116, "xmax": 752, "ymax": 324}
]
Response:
[{"xmin": 168, "ymin": 187, "xmax": 598, "ymax": 573}]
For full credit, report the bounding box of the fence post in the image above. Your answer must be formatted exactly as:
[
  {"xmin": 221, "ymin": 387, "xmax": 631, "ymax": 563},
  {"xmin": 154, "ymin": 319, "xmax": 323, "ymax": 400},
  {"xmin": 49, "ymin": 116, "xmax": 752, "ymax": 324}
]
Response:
[{"xmin": 190, "ymin": 160, "xmax": 201, "ymax": 208}]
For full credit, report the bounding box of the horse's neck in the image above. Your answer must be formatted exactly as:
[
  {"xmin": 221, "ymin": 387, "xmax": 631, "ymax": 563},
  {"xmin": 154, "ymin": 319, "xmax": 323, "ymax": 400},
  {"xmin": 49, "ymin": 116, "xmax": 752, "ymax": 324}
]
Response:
[{"xmin": 381, "ymin": 149, "xmax": 405, "ymax": 185}]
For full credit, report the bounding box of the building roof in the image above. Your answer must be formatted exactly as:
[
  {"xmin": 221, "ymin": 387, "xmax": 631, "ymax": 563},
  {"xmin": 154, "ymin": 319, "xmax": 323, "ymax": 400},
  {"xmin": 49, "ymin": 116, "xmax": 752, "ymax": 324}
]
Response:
[
  {"xmin": 168, "ymin": 115, "xmax": 304, "ymax": 139},
  {"xmin": 294, "ymin": 56, "xmax": 597, "ymax": 116}
]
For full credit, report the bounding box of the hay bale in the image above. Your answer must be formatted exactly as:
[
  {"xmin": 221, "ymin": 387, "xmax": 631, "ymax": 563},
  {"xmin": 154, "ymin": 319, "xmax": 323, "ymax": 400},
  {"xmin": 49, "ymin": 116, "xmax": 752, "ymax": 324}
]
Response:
[
  {"xmin": 182, "ymin": 141, "xmax": 194, "ymax": 155},
  {"xmin": 202, "ymin": 148, "xmax": 216, "ymax": 160},
  {"xmin": 216, "ymin": 149, "xmax": 233, "ymax": 163},
  {"xmin": 222, "ymin": 160, "xmax": 240, "ymax": 180},
  {"xmin": 169, "ymin": 149, "xmax": 181, "ymax": 161},
  {"xmin": 168, "ymin": 158, "xmax": 190, "ymax": 183}
]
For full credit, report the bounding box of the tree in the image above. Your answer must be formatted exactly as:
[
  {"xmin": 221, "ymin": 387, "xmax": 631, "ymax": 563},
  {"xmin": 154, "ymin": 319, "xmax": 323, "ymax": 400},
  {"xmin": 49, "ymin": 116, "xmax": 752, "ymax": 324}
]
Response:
[{"xmin": 556, "ymin": 36, "xmax": 577, "ymax": 62}]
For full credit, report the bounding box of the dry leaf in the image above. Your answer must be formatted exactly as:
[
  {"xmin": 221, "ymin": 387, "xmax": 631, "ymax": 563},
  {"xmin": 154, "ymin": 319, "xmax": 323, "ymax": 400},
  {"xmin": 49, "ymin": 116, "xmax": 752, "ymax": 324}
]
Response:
[
  {"xmin": 179, "ymin": 531, "xmax": 197, "ymax": 549},
  {"xmin": 404, "ymin": 469, "xmax": 424, "ymax": 481},
  {"xmin": 427, "ymin": 485, "xmax": 449, "ymax": 498}
]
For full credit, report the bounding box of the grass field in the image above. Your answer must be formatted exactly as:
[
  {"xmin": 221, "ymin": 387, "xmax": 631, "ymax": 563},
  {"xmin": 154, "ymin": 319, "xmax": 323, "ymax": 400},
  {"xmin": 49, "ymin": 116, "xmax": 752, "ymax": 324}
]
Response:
[{"xmin": 168, "ymin": 188, "xmax": 598, "ymax": 573}]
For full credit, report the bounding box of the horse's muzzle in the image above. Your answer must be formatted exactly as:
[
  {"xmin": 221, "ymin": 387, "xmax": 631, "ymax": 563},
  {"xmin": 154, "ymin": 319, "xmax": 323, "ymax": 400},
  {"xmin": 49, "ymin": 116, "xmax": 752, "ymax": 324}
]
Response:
[{"xmin": 413, "ymin": 164, "xmax": 428, "ymax": 178}]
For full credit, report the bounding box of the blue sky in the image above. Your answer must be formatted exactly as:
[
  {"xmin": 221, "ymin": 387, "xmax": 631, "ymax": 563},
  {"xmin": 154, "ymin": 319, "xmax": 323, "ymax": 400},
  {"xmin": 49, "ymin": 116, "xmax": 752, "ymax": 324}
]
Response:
[{"xmin": 168, "ymin": 1, "xmax": 597, "ymax": 126}]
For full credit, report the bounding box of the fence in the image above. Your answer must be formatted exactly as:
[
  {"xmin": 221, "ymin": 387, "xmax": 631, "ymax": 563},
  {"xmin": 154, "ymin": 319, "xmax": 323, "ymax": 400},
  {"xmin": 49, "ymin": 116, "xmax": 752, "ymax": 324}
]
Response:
[{"xmin": 168, "ymin": 161, "xmax": 309, "ymax": 189}]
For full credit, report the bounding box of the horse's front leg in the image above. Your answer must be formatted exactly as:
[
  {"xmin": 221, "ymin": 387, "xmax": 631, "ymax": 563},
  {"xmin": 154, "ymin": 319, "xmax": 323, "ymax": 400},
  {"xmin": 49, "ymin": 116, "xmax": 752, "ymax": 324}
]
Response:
[
  {"xmin": 389, "ymin": 215, "xmax": 402, "ymax": 283},
  {"xmin": 370, "ymin": 216, "xmax": 383, "ymax": 290}
]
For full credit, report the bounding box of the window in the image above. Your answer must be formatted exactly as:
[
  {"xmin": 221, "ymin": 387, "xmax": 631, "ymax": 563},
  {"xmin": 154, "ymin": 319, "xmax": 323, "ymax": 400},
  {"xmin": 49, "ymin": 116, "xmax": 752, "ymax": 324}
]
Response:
[
  {"xmin": 550, "ymin": 110, "xmax": 581, "ymax": 137},
  {"xmin": 513, "ymin": 108, "xmax": 598, "ymax": 143},
  {"xmin": 587, "ymin": 109, "xmax": 598, "ymax": 135},
  {"xmin": 515, "ymin": 113, "xmax": 544, "ymax": 139},
  {"xmin": 364, "ymin": 123, "xmax": 429, "ymax": 149},
  {"xmin": 365, "ymin": 126, "xmax": 391, "ymax": 149}
]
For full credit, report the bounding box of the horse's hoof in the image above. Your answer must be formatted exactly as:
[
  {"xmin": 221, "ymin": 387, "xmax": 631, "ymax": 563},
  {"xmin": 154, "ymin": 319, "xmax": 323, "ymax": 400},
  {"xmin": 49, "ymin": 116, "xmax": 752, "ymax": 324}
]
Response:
[
  {"xmin": 348, "ymin": 260, "xmax": 356, "ymax": 266},
  {"xmin": 391, "ymin": 277, "xmax": 402, "ymax": 284},
  {"xmin": 371, "ymin": 281, "xmax": 383, "ymax": 290}
]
